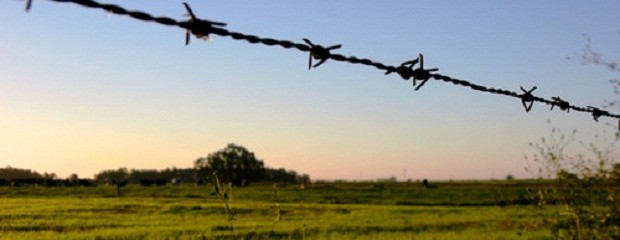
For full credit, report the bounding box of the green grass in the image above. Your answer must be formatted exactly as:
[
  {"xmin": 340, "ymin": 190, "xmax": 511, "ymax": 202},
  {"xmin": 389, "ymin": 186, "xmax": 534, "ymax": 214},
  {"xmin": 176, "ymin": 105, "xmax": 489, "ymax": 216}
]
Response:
[{"xmin": 0, "ymin": 181, "xmax": 557, "ymax": 239}]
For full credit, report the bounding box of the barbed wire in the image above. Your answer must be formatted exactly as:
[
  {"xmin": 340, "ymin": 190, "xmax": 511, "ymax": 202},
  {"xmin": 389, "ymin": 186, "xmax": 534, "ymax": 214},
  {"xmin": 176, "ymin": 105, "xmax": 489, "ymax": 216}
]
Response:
[{"xmin": 18, "ymin": 0, "xmax": 620, "ymax": 128}]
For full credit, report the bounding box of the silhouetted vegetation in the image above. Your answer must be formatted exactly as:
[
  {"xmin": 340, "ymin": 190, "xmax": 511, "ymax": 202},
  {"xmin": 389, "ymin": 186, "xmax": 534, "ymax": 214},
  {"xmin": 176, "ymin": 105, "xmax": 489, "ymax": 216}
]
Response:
[
  {"xmin": 2, "ymin": 144, "xmax": 309, "ymax": 190},
  {"xmin": 194, "ymin": 143, "xmax": 309, "ymax": 185},
  {"xmin": 0, "ymin": 166, "xmax": 93, "ymax": 187},
  {"xmin": 93, "ymin": 167, "xmax": 197, "ymax": 186},
  {"xmin": 0, "ymin": 165, "xmax": 44, "ymax": 180}
]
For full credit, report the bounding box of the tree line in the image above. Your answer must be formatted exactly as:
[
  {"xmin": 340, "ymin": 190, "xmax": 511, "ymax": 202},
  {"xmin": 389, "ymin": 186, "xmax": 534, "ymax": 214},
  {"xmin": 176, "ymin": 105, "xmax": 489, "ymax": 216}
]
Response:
[
  {"xmin": 1, "ymin": 143, "xmax": 310, "ymax": 187},
  {"xmin": 0, "ymin": 166, "xmax": 93, "ymax": 187}
]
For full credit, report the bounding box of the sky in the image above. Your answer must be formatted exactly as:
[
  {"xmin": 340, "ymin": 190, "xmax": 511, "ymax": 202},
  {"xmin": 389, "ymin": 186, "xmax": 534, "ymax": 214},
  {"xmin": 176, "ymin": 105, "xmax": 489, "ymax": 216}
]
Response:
[{"xmin": 1, "ymin": 0, "xmax": 619, "ymax": 180}]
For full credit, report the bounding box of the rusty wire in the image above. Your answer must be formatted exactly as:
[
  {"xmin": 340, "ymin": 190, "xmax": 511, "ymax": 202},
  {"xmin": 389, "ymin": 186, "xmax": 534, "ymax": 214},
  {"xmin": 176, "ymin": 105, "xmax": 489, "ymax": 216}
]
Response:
[{"xmin": 19, "ymin": 0, "xmax": 620, "ymax": 126}]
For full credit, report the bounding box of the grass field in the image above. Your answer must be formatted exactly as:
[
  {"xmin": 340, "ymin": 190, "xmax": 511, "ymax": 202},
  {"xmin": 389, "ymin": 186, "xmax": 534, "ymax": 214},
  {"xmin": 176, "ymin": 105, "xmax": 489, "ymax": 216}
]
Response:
[{"xmin": 0, "ymin": 181, "xmax": 558, "ymax": 239}]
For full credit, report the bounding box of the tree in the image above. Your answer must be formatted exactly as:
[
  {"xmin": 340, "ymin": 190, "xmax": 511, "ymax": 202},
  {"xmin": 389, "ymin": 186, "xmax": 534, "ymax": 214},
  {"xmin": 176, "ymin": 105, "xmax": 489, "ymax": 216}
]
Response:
[
  {"xmin": 0, "ymin": 166, "xmax": 42, "ymax": 179},
  {"xmin": 69, "ymin": 173, "xmax": 79, "ymax": 186},
  {"xmin": 194, "ymin": 143, "xmax": 266, "ymax": 184},
  {"xmin": 42, "ymin": 172, "xmax": 57, "ymax": 179},
  {"xmin": 422, "ymin": 179, "xmax": 429, "ymax": 188},
  {"xmin": 94, "ymin": 167, "xmax": 129, "ymax": 184}
]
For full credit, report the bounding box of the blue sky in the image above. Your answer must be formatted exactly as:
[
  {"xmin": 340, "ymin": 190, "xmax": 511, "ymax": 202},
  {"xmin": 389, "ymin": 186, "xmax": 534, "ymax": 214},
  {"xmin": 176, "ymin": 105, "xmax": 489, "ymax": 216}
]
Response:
[{"xmin": 1, "ymin": 0, "xmax": 619, "ymax": 180}]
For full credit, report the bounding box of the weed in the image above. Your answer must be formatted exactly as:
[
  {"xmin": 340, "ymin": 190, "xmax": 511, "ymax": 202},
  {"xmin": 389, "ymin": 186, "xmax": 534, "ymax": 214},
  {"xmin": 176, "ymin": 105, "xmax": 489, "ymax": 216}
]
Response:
[
  {"xmin": 526, "ymin": 123, "xmax": 620, "ymax": 239},
  {"xmin": 271, "ymin": 183, "xmax": 282, "ymax": 234},
  {"xmin": 212, "ymin": 171, "xmax": 235, "ymax": 238}
]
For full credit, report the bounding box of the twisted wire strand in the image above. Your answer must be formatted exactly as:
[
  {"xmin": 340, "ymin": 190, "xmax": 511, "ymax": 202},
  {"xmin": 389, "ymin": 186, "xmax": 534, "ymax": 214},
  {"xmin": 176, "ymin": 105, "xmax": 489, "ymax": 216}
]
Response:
[{"xmin": 29, "ymin": 0, "xmax": 620, "ymax": 122}]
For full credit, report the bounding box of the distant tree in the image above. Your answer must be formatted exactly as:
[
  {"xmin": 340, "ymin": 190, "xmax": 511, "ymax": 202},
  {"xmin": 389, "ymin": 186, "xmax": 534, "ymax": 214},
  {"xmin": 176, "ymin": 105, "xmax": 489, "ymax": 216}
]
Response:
[
  {"xmin": 42, "ymin": 172, "xmax": 57, "ymax": 179},
  {"xmin": 68, "ymin": 173, "xmax": 79, "ymax": 186},
  {"xmin": 0, "ymin": 166, "xmax": 42, "ymax": 179},
  {"xmin": 299, "ymin": 174, "xmax": 311, "ymax": 186},
  {"xmin": 505, "ymin": 174, "xmax": 515, "ymax": 180},
  {"xmin": 265, "ymin": 168, "xmax": 299, "ymax": 183},
  {"xmin": 128, "ymin": 169, "xmax": 159, "ymax": 183},
  {"xmin": 194, "ymin": 143, "xmax": 266, "ymax": 183},
  {"xmin": 94, "ymin": 167, "xmax": 129, "ymax": 184},
  {"xmin": 160, "ymin": 167, "xmax": 196, "ymax": 184}
]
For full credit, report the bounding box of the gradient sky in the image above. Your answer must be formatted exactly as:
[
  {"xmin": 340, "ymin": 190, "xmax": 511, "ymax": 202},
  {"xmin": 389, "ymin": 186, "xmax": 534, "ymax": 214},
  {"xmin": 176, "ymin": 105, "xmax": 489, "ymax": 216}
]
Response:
[{"xmin": 1, "ymin": 0, "xmax": 619, "ymax": 180}]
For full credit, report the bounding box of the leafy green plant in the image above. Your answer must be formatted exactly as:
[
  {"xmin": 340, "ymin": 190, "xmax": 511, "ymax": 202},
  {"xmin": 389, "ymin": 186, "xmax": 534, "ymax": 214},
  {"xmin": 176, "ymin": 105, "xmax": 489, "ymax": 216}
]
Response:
[{"xmin": 526, "ymin": 123, "xmax": 619, "ymax": 239}]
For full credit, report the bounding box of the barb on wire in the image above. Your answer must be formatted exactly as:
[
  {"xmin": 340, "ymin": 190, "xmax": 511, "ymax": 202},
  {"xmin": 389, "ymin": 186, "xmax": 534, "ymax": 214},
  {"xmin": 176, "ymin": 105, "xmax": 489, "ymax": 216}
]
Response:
[
  {"xmin": 182, "ymin": 2, "xmax": 226, "ymax": 45},
  {"xmin": 551, "ymin": 97, "xmax": 570, "ymax": 112},
  {"xmin": 385, "ymin": 54, "xmax": 438, "ymax": 91},
  {"xmin": 519, "ymin": 86, "xmax": 537, "ymax": 112},
  {"xmin": 411, "ymin": 54, "xmax": 438, "ymax": 91},
  {"xmin": 303, "ymin": 39, "xmax": 342, "ymax": 69},
  {"xmin": 18, "ymin": 0, "xmax": 620, "ymax": 126},
  {"xmin": 588, "ymin": 106, "xmax": 608, "ymax": 122},
  {"xmin": 385, "ymin": 57, "xmax": 417, "ymax": 80}
]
